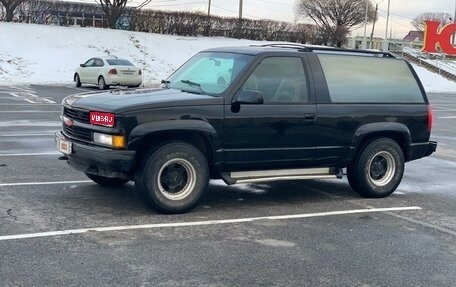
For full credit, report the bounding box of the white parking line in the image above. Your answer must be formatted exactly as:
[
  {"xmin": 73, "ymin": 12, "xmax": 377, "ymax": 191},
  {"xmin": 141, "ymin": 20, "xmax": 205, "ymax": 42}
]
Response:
[
  {"xmin": 438, "ymin": 116, "xmax": 456, "ymax": 119},
  {"xmin": 0, "ymin": 180, "xmax": 91, "ymax": 187},
  {"xmin": 0, "ymin": 111, "xmax": 60, "ymax": 113},
  {"xmin": 0, "ymin": 133, "xmax": 56, "ymax": 137},
  {"xmin": 0, "ymin": 104, "xmax": 59, "ymax": 106},
  {"xmin": 0, "ymin": 152, "xmax": 60, "ymax": 157},
  {"xmin": 0, "ymin": 206, "xmax": 422, "ymax": 241},
  {"xmin": 0, "ymin": 121, "xmax": 60, "ymax": 127}
]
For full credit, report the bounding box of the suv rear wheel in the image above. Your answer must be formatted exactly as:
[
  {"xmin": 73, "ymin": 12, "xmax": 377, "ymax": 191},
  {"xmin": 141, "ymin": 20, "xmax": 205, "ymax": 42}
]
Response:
[
  {"xmin": 135, "ymin": 142, "xmax": 209, "ymax": 214},
  {"xmin": 347, "ymin": 138, "xmax": 404, "ymax": 198}
]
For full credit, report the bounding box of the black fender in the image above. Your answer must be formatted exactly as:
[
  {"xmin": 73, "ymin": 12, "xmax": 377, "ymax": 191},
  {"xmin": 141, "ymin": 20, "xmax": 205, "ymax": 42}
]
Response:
[
  {"xmin": 346, "ymin": 122, "xmax": 412, "ymax": 162},
  {"xmin": 127, "ymin": 119, "xmax": 221, "ymax": 158}
]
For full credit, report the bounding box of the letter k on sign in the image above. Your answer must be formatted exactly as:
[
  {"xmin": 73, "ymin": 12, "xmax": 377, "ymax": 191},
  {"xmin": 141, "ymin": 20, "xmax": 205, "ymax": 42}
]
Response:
[{"xmin": 422, "ymin": 20, "xmax": 456, "ymax": 55}]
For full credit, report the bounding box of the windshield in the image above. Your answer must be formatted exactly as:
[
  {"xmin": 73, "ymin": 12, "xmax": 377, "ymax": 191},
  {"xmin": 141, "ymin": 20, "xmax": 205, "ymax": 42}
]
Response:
[{"xmin": 166, "ymin": 52, "xmax": 253, "ymax": 96}]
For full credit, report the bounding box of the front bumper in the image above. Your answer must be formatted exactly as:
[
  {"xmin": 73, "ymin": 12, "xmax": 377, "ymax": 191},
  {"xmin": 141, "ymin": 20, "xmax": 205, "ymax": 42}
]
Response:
[{"xmin": 56, "ymin": 131, "xmax": 135, "ymax": 179}]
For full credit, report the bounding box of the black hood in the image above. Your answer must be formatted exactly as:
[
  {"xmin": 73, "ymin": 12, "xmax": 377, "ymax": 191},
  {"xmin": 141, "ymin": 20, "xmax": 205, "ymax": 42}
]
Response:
[{"xmin": 63, "ymin": 88, "xmax": 221, "ymax": 113}]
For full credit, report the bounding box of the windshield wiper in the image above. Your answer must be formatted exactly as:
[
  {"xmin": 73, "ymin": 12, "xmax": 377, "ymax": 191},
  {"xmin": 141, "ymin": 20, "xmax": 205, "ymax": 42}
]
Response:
[{"xmin": 180, "ymin": 79, "xmax": 204, "ymax": 94}]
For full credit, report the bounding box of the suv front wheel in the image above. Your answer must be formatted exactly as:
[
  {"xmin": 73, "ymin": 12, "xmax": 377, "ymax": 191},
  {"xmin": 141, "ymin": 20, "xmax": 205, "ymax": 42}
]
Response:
[
  {"xmin": 135, "ymin": 142, "xmax": 209, "ymax": 214},
  {"xmin": 347, "ymin": 138, "xmax": 405, "ymax": 198}
]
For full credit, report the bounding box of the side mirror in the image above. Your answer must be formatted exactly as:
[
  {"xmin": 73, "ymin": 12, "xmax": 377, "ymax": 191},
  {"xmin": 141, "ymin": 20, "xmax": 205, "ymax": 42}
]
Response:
[
  {"xmin": 235, "ymin": 90, "xmax": 264, "ymax": 105},
  {"xmin": 80, "ymin": 64, "xmax": 86, "ymax": 68}
]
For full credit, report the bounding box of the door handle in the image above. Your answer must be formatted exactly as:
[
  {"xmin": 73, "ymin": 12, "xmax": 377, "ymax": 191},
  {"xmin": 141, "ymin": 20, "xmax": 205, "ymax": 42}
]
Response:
[{"xmin": 304, "ymin": 114, "xmax": 317, "ymax": 121}]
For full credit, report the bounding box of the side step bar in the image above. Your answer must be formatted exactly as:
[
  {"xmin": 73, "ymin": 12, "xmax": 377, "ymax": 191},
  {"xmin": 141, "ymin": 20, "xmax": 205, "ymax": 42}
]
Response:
[{"xmin": 220, "ymin": 167, "xmax": 343, "ymax": 185}]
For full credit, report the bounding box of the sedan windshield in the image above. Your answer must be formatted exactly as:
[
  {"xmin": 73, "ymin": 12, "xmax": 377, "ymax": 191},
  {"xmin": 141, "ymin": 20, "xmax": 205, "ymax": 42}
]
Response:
[{"xmin": 166, "ymin": 52, "xmax": 253, "ymax": 96}]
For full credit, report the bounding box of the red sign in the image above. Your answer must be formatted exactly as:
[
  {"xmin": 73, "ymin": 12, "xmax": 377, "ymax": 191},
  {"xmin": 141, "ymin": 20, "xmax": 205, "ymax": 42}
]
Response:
[
  {"xmin": 90, "ymin": 111, "xmax": 115, "ymax": 127},
  {"xmin": 422, "ymin": 20, "xmax": 456, "ymax": 55}
]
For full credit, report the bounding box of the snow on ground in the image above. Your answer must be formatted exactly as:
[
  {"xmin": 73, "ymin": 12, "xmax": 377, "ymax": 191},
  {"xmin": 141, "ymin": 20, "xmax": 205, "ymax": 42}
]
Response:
[
  {"xmin": 0, "ymin": 22, "xmax": 258, "ymax": 86},
  {"xmin": 1, "ymin": 22, "xmax": 456, "ymax": 93},
  {"xmin": 412, "ymin": 64, "xmax": 456, "ymax": 93}
]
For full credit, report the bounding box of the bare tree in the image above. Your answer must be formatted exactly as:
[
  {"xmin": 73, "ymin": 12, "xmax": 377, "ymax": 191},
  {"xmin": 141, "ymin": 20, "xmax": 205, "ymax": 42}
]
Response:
[
  {"xmin": 18, "ymin": 0, "xmax": 55, "ymax": 24},
  {"xmin": 97, "ymin": 0, "xmax": 128, "ymax": 28},
  {"xmin": 296, "ymin": 0, "xmax": 376, "ymax": 47},
  {"xmin": 0, "ymin": 0, "xmax": 27, "ymax": 21},
  {"xmin": 411, "ymin": 12, "xmax": 452, "ymax": 33}
]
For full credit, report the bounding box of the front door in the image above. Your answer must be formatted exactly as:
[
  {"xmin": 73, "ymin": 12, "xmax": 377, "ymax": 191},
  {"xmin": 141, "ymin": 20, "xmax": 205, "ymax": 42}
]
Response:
[
  {"xmin": 79, "ymin": 58, "xmax": 95, "ymax": 83},
  {"xmin": 223, "ymin": 56, "xmax": 318, "ymax": 171}
]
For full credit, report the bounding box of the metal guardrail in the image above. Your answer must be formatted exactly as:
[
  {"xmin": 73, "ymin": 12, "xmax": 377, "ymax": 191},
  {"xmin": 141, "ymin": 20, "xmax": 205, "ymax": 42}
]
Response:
[{"xmin": 400, "ymin": 47, "xmax": 456, "ymax": 77}]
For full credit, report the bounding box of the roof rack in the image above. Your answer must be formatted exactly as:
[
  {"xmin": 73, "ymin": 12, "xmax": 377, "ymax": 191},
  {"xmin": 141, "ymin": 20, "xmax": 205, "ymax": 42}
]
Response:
[
  {"xmin": 251, "ymin": 43, "xmax": 310, "ymax": 50},
  {"xmin": 304, "ymin": 46, "xmax": 396, "ymax": 58},
  {"xmin": 249, "ymin": 43, "xmax": 396, "ymax": 58}
]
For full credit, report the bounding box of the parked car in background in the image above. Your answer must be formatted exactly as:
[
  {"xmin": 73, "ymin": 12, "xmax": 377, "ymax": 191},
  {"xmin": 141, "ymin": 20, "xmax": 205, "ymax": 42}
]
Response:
[{"xmin": 74, "ymin": 57, "xmax": 142, "ymax": 90}]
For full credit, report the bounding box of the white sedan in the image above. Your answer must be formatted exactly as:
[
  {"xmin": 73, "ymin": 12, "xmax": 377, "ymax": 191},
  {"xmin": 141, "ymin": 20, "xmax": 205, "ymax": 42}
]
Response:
[{"xmin": 74, "ymin": 57, "xmax": 142, "ymax": 90}]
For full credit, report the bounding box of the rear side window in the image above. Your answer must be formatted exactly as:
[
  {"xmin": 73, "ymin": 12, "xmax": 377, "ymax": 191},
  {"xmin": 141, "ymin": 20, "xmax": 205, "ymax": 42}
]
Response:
[
  {"xmin": 106, "ymin": 59, "xmax": 134, "ymax": 66},
  {"xmin": 318, "ymin": 54, "xmax": 425, "ymax": 103}
]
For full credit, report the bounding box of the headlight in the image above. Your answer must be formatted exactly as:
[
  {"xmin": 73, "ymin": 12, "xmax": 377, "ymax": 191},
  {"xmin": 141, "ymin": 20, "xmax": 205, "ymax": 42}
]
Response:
[{"xmin": 93, "ymin": 133, "xmax": 125, "ymax": 148}]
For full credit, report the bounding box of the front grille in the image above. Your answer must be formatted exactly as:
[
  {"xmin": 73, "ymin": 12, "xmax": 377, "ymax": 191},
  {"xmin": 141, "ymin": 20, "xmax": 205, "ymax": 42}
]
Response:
[
  {"xmin": 63, "ymin": 125, "xmax": 92, "ymax": 142},
  {"xmin": 64, "ymin": 107, "xmax": 90, "ymax": 124}
]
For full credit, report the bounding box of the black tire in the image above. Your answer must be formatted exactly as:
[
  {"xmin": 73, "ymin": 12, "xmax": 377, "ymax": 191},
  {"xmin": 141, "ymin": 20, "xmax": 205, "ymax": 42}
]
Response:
[
  {"xmin": 85, "ymin": 173, "xmax": 130, "ymax": 187},
  {"xmin": 75, "ymin": 74, "xmax": 81, "ymax": 87},
  {"xmin": 347, "ymin": 138, "xmax": 404, "ymax": 198},
  {"xmin": 98, "ymin": 76, "xmax": 108, "ymax": 90},
  {"xmin": 135, "ymin": 142, "xmax": 209, "ymax": 214}
]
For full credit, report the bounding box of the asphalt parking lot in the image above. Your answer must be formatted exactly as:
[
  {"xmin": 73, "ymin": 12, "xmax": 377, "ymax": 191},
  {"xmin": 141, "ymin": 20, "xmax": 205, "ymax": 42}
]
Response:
[{"xmin": 1, "ymin": 85, "xmax": 456, "ymax": 286}]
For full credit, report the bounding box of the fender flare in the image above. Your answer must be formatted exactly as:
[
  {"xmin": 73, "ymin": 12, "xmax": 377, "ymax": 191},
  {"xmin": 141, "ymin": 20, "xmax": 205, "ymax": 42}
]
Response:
[
  {"xmin": 127, "ymin": 119, "xmax": 221, "ymax": 155},
  {"xmin": 347, "ymin": 122, "xmax": 412, "ymax": 161}
]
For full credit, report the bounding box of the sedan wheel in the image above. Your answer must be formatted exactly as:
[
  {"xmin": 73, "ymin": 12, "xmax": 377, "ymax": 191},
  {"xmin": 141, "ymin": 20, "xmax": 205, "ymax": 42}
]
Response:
[
  {"xmin": 98, "ymin": 77, "xmax": 107, "ymax": 90},
  {"xmin": 75, "ymin": 74, "xmax": 82, "ymax": 88}
]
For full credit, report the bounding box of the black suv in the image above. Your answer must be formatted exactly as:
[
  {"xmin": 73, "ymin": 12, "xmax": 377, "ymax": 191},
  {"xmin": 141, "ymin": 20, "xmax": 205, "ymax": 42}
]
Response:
[{"xmin": 56, "ymin": 44, "xmax": 437, "ymax": 213}]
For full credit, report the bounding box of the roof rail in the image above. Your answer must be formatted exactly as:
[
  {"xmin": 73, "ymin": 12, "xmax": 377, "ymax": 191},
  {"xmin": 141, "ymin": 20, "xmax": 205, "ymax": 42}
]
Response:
[
  {"xmin": 249, "ymin": 43, "xmax": 395, "ymax": 58},
  {"xmin": 304, "ymin": 46, "xmax": 396, "ymax": 58},
  {"xmin": 250, "ymin": 43, "xmax": 311, "ymax": 50}
]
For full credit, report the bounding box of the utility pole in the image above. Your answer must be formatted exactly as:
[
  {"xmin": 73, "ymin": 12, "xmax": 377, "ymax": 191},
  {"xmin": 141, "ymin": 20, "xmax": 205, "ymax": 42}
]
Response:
[
  {"xmin": 363, "ymin": 0, "xmax": 369, "ymax": 49},
  {"xmin": 206, "ymin": 0, "xmax": 211, "ymax": 36},
  {"xmin": 369, "ymin": 0, "xmax": 383, "ymax": 49},
  {"xmin": 238, "ymin": 0, "xmax": 243, "ymax": 38},
  {"xmin": 384, "ymin": 0, "xmax": 390, "ymax": 50}
]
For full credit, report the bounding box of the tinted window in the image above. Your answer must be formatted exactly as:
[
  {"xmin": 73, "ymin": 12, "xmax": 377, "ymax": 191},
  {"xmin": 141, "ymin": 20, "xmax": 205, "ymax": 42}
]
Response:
[
  {"xmin": 167, "ymin": 52, "xmax": 252, "ymax": 96},
  {"xmin": 240, "ymin": 57, "xmax": 309, "ymax": 103},
  {"xmin": 318, "ymin": 54, "xmax": 425, "ymax": 103},
  {"xmin": 106, "ymin": 59, "xmax": 134, "ymax": 66}
]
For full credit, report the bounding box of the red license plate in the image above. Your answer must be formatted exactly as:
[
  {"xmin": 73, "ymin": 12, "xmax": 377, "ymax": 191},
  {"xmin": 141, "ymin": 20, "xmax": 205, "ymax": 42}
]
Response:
[{"xmin": 90, "ymin": 111, "xmax": 115, "ymax": 127}]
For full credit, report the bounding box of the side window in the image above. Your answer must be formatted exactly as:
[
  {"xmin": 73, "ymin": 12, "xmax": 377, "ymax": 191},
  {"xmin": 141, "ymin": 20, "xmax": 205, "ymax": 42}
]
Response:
[
  {"xmin": 84, "ymin": 59, "xmax": 95, "ymax": 67},
  {"xmin": 318, "ymin": 54, "xmax": 425, "ymax": 103},
  {"xmin": 94, "ymin": 59, "xmax": 104, "ymax": 67},
  {"xmin": 240, "ymin": 57, "xmax": 309, "ymax": 103}
]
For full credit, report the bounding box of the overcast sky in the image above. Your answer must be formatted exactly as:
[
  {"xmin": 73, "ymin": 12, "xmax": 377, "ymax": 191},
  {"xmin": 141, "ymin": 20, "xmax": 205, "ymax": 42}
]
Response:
[{"xmin": 126, "ymin": 0, "xmax": 456, "ymax": 39}]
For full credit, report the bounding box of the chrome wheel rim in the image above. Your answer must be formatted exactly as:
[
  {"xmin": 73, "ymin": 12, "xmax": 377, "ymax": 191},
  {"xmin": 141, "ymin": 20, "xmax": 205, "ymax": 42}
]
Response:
[
  {"xmin": 368, "ymin": 151, "xmax": 396, "ymax": 187},
  {"xmin": 157, "ymin": 158, "xmax": 196, "ymax": 201}
]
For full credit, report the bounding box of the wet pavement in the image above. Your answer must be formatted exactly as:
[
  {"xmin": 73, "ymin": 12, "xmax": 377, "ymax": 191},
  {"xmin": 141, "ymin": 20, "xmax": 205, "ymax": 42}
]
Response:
[{"xmin": 0, "ymin": 85, "xmax": 455, "ymax": 287}]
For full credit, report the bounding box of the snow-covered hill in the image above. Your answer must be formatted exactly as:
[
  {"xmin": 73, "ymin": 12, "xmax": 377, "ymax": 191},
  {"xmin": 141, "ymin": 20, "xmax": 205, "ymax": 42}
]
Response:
[
  {"xmin": 0, "ymin": 22, "xmax": 455, "ymax": 93},
  {"xmin": 0, "ymin": 22, "xmax": 258, "ymax": 86}
]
